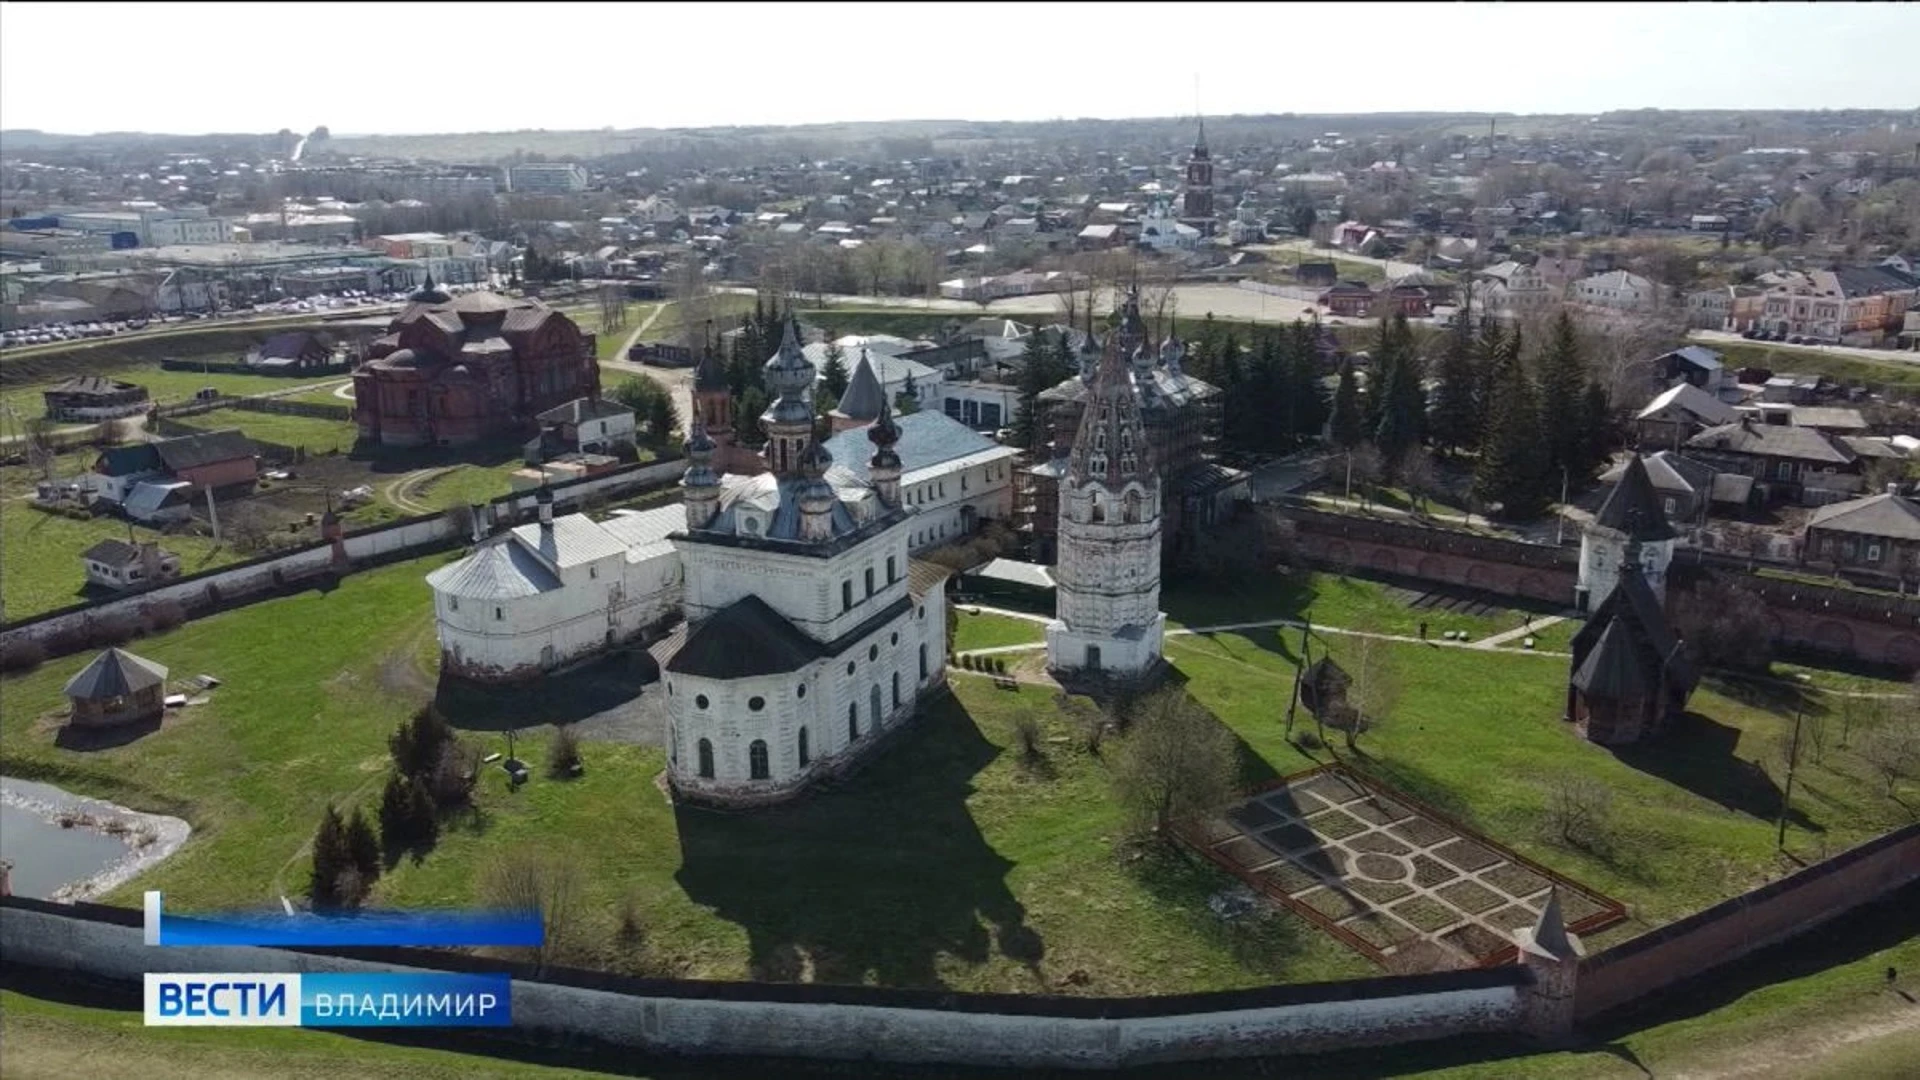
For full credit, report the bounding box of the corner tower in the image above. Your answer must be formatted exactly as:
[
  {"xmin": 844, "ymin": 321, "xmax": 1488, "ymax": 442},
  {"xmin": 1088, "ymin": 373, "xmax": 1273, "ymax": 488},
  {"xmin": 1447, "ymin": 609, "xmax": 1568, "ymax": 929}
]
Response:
[{"xmin": 1046, "ymin": 322, "xmax": 1166, "ymax": 679}]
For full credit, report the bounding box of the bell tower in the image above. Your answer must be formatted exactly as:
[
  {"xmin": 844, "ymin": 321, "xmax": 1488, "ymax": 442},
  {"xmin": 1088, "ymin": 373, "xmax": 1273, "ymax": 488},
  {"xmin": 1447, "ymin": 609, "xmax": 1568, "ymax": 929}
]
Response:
[{"xmin": 1183, "ymin": 117, "xmax": 1214, "ymax": 223}]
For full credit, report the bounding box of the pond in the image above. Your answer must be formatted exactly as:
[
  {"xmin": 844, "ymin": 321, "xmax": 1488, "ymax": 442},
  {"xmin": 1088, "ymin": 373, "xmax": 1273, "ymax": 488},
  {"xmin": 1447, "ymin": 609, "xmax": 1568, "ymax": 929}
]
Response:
[{"xmin": 0, "ymin": 776, "xmax": 189, "ymax": 901}]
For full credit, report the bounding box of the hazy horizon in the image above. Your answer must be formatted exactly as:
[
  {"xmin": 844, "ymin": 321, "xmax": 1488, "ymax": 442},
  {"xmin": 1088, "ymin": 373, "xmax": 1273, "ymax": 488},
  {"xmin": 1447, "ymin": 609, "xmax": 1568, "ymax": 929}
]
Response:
[{"xmin": 2, "ymin": 1, "xmax": 1917, "ymax": 138}]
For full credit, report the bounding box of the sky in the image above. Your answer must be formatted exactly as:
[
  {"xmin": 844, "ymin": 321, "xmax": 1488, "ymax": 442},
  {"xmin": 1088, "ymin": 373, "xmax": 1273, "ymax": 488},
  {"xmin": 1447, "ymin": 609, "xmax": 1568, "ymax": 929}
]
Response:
[{"xmin": 2, "ymin": 2, "xmax": 1916, "ymax": 136}]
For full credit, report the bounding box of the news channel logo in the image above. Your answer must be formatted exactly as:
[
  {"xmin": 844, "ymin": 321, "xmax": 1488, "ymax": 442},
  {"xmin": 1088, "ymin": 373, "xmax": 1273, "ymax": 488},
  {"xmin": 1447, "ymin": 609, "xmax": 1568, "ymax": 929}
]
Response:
[{"xmin": 144, "ymin": 973, "xmax": 511, "ymax": 1027}]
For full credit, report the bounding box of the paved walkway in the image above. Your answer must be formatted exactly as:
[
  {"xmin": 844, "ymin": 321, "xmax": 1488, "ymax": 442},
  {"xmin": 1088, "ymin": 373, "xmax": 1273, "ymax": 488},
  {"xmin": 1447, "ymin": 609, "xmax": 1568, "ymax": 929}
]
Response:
[
  {"xmin": 953, "ymin": 604, "xmax": 1574, "ymax": 658},
  {"xmin": 1471, "ymin": 616, "xmax": 1565, "ymax": 650}
]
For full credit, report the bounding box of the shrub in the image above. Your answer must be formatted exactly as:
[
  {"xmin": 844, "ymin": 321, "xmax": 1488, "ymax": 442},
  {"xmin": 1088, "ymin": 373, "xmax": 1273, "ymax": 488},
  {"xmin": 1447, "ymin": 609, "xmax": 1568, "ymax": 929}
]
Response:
[
  {"xmin": 89, "ymin": 611, "xmax": 144, "ymax": 647},
  {"xmin": 307, "ymin": 805, "xmax": 351, "ymax": 910},
  {"xmin": 1013, "ymin": 712, "xmax": 1044, "ymax": 765},
  {"xmin": 344, "ymin": 808, "xmax": 381, "ymax": 886},
  {"xmin": 1670, "ymin": 579, "xmax": 1772, "ymax": 672},
  {"xmin": 548, "ymin": 725, "xmax": 583, "ymax": 779},
  {"xmin": 476, "ymin": 849, "xmax": 585, "ymax": 969},
  {"xmin": 1112, "ymin": 689, "xmax": 1238, "ymax": 840},
  {"xmin": 390, "ymin": 705, "xmax": 454, "ymax": 777},
  {"xmin": 0, "ymin": 639, "xmax": 46, "ymax": 673},
  {"xmin": 422, "ymin": 740, "xmax": 480, "ymax": 809}
]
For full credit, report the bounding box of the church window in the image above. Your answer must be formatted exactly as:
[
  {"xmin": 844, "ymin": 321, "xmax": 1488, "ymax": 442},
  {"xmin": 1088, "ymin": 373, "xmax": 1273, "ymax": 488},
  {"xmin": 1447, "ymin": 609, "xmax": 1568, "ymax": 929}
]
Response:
[
  {"xmin": 798, "ymin": 727, "xmax": 811, "ymax": 767},
  {"xmin": 697, "ymin": 739, "xmax": 714, "ymax": 779},
  {"xmin": 748, "ymin": 695, "xmax": 765, "ymax": 712},
  {"xmin": 842, "ymin": 580, "xmax": 853, "ymax": 612},
  {"xmin": 918, "ymin": 606, "xmax": 925, "ymax": 620},
  {"xmin": 892, "ymin": 673, "xmax": 900, "ymax": 708},
  {"xmin": 695, "ymin": 694, "xmax": 709, "ymax": 710},
  {"xmin": 589, "ymin": 566, "xmax": 597, "ymax": 580},
  {"xmin": 494, "ymin": 607, "xmax": 503, "ymax": 621},
  {"xmin": 887, "ymin": 555, "xmax": 897, "ymax": 583},
  {"xmin": 919, "ymin": 643, "xmax": 928, "ymax": 679},
  {"xmin": 1089, "ymin": 455, "xmax": 1107, "ymax": 474},
  {"xmin": 1121, "ymin": 454, "xmax": 1136, "ymax": 474},
  {"xmin": 890, "ymin": 631, "xmax": 899, "ymax": 646},
  {"xmin": 848, "ymin": 704, "xmax": 859, "ymax": 740},
  {"xmin": 869, "ymin": 644, "xmax": 879, "ymax": 662},
  {"xmin": 847, "ymin": 661, "xmax": 856, "ymax": 676},
  {"xmin": 749, "ymin": 740, "xmax": 770, "ymax": 780},
  {"xmin": 1124, "ymin": 491, "xmax": 1142, "ymax": 524},
  {"xmin": 797, "ymin": 683, "xmax": 806, "ymax": 699},
  {"xmin": 1091, "ymin": 499, "xmax": 1105, "ymax": 523},
  {"xmin": 449, "ymin": 597, "xmax": 458, "ymax": 611},
  {"xmin": 865, "ymin": 567, "xmax": 875, "ymax": 596}
]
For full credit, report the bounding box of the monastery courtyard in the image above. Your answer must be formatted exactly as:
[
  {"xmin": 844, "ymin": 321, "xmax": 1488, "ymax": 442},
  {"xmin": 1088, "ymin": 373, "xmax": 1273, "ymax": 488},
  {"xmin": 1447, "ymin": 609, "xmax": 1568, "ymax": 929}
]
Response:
[{"xmin": 1, "ymin": 553, "xmax": 1913, "ymax": 993}]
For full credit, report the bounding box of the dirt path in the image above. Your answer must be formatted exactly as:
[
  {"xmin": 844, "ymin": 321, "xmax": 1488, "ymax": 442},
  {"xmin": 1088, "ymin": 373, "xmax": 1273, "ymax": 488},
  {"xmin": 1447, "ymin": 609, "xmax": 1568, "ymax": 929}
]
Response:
[
  {"xmin": 1667, "ymin": 998, "xmax": 1920, "ymax": 1079},
  {"xmin": 383, "ymin": 466, "xmax": 453, "ymax": 516}
]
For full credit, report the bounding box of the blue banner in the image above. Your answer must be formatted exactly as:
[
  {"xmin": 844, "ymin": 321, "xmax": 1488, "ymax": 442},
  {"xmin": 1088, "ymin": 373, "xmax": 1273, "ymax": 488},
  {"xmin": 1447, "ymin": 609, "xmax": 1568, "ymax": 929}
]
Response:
[
  {"xmin": 301, "ymin": 972, "xmax": 512, "ymax": 1027},
  {"xmin": 147, "ymin": 892, "xmax": 544, "ymax": 948}
]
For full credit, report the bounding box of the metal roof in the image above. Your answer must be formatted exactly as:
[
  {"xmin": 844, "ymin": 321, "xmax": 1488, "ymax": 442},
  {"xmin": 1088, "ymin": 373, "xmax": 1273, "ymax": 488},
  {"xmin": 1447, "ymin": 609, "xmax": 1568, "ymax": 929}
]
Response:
[
  {"xmin": 510, "ymin": 514, "xmax": 631, "ymax": 570},
  {"xmin": 63, "ymin": 648, "xmax": 169, "ymax": 701},
  {"xmin": 426, "ymin": 539, "xmax": 563, "ymax": 599},
  {"xmin": 1807, "ymin": 493, "xmax": 1920, "ymax": 540},
  {"xmin": 663, "ymin": 594, "xmax": 822, "ymax": 678},
  {"xmin": 820, "ymin": 411, "xmax": 1013, "ymax": 484}
]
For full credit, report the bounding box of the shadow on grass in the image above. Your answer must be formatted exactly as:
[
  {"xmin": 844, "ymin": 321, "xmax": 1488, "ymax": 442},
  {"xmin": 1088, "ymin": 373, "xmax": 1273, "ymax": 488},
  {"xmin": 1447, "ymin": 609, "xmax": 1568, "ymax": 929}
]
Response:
[
  {"xmin": 674, "ymin": 693, "xmax": 1046, "ymax": 989},
  {"xmin": 51, "ymin": 714, "xmax": 163, "ymax": 751},
  {"xmin": 1613, "ymin": 711, "xmax": 1821, "ymax": 833},
  {"xmin": 1704, "ymin": 671, "xmax": 1830, "ymax": 719},
  {"xmin": 432, "ymin": 648, "xmax": 661, "ymax": 733}
]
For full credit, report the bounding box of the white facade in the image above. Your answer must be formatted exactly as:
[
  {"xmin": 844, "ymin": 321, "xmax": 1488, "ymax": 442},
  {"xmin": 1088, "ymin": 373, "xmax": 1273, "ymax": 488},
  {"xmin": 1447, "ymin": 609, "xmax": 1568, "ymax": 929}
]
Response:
[
  {"xmin": 427, "ymin": 501, "xmax": 684, "ymax": 682},
  {"xmin": 145, "ymin": 216, "xmax": 230, "ymax": 246},
  {"xmin": 660, "ymin": 315, "xmax": 952, "ymax": 806},
  {"xmin": 508, "ymin": 163, "xmax": 590, "ymax": 193},
  {"xmin": 1570, "ymin": 270, "xmax": 1661, "ymax": 312},
  {"xmin": 1045, "ymin": 308, "xmax": 1166, "ymax": 679},
  {"xmin": 1575, "ymin": 456, "xmax": 1677, "ymax": 614},
  {"xmin": 941, "ymin": 381, "xmax": 1020, "ymax": 432},
  {"xmin": 1577, "ymin": 531, "xmax": 1673, "ymax": 614},
  {"xmin": 898, "ymin": 450, "xmax": 1017, "ymax": 553}
]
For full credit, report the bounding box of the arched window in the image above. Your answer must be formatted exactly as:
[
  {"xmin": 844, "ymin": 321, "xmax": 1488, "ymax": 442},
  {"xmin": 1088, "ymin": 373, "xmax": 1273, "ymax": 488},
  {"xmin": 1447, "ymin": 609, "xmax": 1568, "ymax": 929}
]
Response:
[
  {"xmin": 892, "ymin": 672, "xmax": 900, "ymax": 708},
  {"xmin": 798, "ymin": 727, "xmax": 811, "ymax": 767},
  {"xmin": 1090, "ymin": 497, "xmax": 1105, "ymax": 523},
  {"xmin": 848, "ymin": 703, "xmax": 859, "ymax": 740},
  {"xmin": 749, "ymin": 740, "xmax": 770, "ymax": 780},
  {"xmin": 871, "ymin": 685, "xmax": 884, "ymax": 726},
  {"xmin": 919, "ymin": 643, "xmax": 928, "ymax": 679},
  {"xmin": 697, "ymin": 738, "xmax": 714, "ymax": 779},
  {"xmin": 1124, "ymin": 490, "xmax": 1142, "ymax": 524}
]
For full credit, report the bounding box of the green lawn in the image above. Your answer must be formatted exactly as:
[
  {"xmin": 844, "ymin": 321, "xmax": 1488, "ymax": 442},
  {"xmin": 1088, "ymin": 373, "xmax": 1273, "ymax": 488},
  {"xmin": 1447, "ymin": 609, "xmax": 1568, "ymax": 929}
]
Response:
[
  {"xmin": 170, "ymin": 410, "xmax": 360, "ymax": 455},
  {"xmin": 0, "ymin": 366, "xmax": 342, "ymax": 420},
  {"xmin": 1703, "ymin": 339, "xmax": 1920, "ymax": 396},
  {"xmin": 1161, "ymin": 570, "xmax": 1554, "ymax": 641},
  {"xmin": 3, "ymin": 560, "xmax": 1911, "ymax": 998},
  {"xmin": 416, "ymin": 461, "xmax": 531, "ymax": 511},
  {"xmin": 1164, "ymin": 625, "xmax": 1914, "ymax": 950},
  {"xmin": 0, "ymin": 463, "xmax": 241, "ymax": 621},
  {"xmin": 952, "ymin": 610, "xmax": 1045, "ymax": 652}
]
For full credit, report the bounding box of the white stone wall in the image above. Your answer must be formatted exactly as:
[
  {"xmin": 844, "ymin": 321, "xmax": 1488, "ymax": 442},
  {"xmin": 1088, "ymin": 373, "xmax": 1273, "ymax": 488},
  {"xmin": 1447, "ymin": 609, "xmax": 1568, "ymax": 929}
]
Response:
[
  {"xmin": 1048, "ymin": 479, "xmax": 1165, "ymax": 676},
  {"xmin": 676, "ymin": 519, "xmax": 914, "ymax": 645},
  {"xmin": 437, "ymin": 547, "xmax": 681, "ymax": 680},
  {"xmin": 0, "ymin": 902, "xmax": 1528, "ymax": 1070},
  {"xmin": 900, "ymin": 455, "xmax": 1016, "ymax": 552}
]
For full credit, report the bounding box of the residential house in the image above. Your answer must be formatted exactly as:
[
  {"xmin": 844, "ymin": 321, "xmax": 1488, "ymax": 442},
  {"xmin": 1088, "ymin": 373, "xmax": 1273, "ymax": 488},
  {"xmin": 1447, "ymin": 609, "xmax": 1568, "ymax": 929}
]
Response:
[
  {"xmin": 81, "ymin": 539, "xmax": 181, "ymax": 592},
  {"xmin": 1569, "ymin": 270, "xmax": 1662, "ymax": 313},
  {"xmin": 1801, "ymin": 492, "xmax": 1920, "ymax": 585},
  {"xmin": 1319, "ymin": 281, "xmax": 1376, "ymax": 318},
  {"xmin": 1761, "ymin": 265, "xmax": 1920, "ymax": 345},
  {"xmin": 1076, "ymin": 223, "xmax": 1122, "ymax": 249},
  {"xmin": 1652, "ymin": 345, "xmax": 1743, "ymax": 403},
  {"xmin": 245, "ymin": 330, "xmax": 333, "ymax": 372},
  {"xmin": 1683, "ymin": 419, "xmax": 1861, "ymax": 505},
  {"xmin": 91, "ymin": 429, "xmax": 258, "ymax": 506},
  {"xmin": 1475, "ymin": 260, "xmax": 1552, "ymax": 314},
  {"xmin": 42, "ymin": 375, "xmax": 151, "ymax": 422},
  {"xmin": 1597, "ymin": 450, "xmax": 1741, "ymax": 526},
  {"xmin": 1635, "ymin": 383, "xmax": 1739, "ymax": 449},
  {"xmin": 1903, "ymin": 301, "xmax": 1920, "ymax": 350},
  {"xmin": 1686, "ymin": 284, "xmax": 1767, "ymax": 332},
  {"xmin": 529, "ymin": 397, "xmax": 637, "ymax": 459}
]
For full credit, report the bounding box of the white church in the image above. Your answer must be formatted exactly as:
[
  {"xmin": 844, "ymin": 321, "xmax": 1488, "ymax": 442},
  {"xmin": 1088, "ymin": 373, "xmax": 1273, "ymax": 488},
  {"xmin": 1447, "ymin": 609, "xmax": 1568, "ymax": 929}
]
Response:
[
  {"xmin": 1045, "ymin": 304, "xmax": 1168, "ymax": 679},
  {"xmin": 426, "ymin": 314, "xmax": 960, "ymax": 806}
]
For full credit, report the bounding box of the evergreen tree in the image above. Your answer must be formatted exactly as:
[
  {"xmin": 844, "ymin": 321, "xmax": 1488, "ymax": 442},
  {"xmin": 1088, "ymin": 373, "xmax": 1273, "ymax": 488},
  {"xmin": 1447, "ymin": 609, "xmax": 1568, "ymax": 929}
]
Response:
[
  {"xmin": 820, "ymin": 340, "xmax": 850, "ymax": 398},
  {"xmin": 1471, "ymin": 320, "xmax": 1509, "ymax": 441},
  {"xmin": 895, "ymin": 376, "xmax": 921, "ymax": 415},
  {"xmin": 1535, "ymin": 310, "xmax": 1592, "ymax": 488},
  {"xmin": 1371, "ymin": 314, "xmax": 1424, "ymax": 469},
  {"xmin": 1330, "ymin": 356, "xmax": 1363, "ymax": 449},
  {"xmin": 308, "ymin": 805, "xmax": 350, "ymax": 910},
  {"xmin": 1430, "ymin": 309, "xmax": 1480, "ymax": 456},
  {"xmin": 1580, "ymin": 380, "xmax": 1614, "ymax": 478},
  {"xmin": 379, "ymin": 771, "xmax": 417, "ymax": 855},
  {"xmin": 645, "ymin": 390, "xmax": 678, "ymax": 448},
  {"xmin": 1474, "ymin": 330, "xmax": 1550, "ymax": 519},
  {"xmin": 735, "ymin": 386, "xmax": 770, "ymax": 447},
  {"xmin": 345, "ymin": 808, "xmax": 381, "ymax": 886},
  {"xmin": 390, "ymin": 705, "xmax": 452, "ymax": 778},
  {"xmin": 1010, "ymin": 330, "xmax": 1072, "ymax": 452},
  {"xmin": 1285, "ymin": 321, "xmax": 1330, "ymax": 443}
]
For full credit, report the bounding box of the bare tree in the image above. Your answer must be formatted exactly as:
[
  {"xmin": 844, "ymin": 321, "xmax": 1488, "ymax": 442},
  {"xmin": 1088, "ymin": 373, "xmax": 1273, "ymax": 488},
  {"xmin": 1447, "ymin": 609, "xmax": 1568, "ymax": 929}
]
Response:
[
  {"xmin": 1342, "ymin": 630, "xmax": 1399, "ymax": 752},
  {"xmin": 1541, "ymin": 772, "xmax": 1616, "ymax": 855},
  {"xmin": 1347, "ymin": 442, "xmax": 1387, "ymax": 508},
  {"xmin": 476, "ymin": 848, "xmax": 586, "ymax": 969},
  {"xmin": 1396, "ymin": 449, "xmax": 1441, "ymax": 516},
  {"xmin": 1859, "ymin": 720, "xmax": 1919, "ymax": 800},
  {"xmin": 1138, "ymin": 260, "xmax": 1178, "ymax": 342},
  {"xmin": 1111, "ymin": 688, "xmax": 1239, "ymax": 841},
  {"xmin": 671, "ymin": 259, "xmax": 711, "ymax": 354}
]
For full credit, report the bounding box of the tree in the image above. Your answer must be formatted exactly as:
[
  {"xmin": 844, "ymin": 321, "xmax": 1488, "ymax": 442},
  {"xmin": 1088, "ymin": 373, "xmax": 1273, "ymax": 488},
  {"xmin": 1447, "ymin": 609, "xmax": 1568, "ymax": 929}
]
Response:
[
  {"xmin": 819, "ymin": 340, "xmax": 850, "ymax": 399},
  {"xmin": 1670, "ymin": 579, "xmax": 1773, "ymax": 672},
  {"xmin": 1348, "ymin": 442, "xmax": 1386, "ymax": 508},
  {"xmin": 548, "ymin": 725, "xmax": 583, "ymax": 779},
  {"xmin": 1430, "ymin": 308, "xmax": 1481, "ymax": 456},
  {"xmin": 1343, "ymin": 629, "xmax": 1399, "ymax": 752},
  {"xmin": 422, "ymin": 740, "xmax": 481, "ymax": 810},
  {"xmin": 1859, "ymin": 720, "xmax": 1919, "ymax": 800},
  {"xmin": 390, "ymin": 705, "xmax": 453, "ymax": 778},
  {"xmin": 894, "ymin": 377, "xmax": 921, "ymax": 415},
  {"xmin": 1370, "ymin": 313, "xmax": 1424, "ymax": 470},
  {"xmin": 307, "ymin": 805, "xmax": 351, "ymax": 910},
  {"xmin": 1330, "ymin": 356, "xmax": 1363, "ymax": 449},
  {"xmin": 476, "ymin": 849, "xmax": 586, "ymax": 969},
  {"xmin": 1111, "ymin": 689, "xmax": 1239, "ymax": 841},
  {"xmin": 378, "ymin": 771, "xmax": 429, "ymax": 855},
  {"xmin": 1474, "ymin": 329, "xmax": 1550, "ymax": 519},
  {"xmin": 344, "ymin": 808, "xmax": 380, "ymax": 887},
  {"xmin": 645, "ymin": 388, "xmax": 678, "ymax": 448},
  {"xmin": 1010, "ymin": 329, "xmax": 1072, "ymax": 452},
  {"xmin": 1291, "ymin": 202, "xmax": 1318, "ymax": 240},
  {"xmin": 1579, "ymin": 380, "xmax": 1614, "ymax": 481},
  {"xmin": 1535, "ymin": 310, "xmax": 1595, "ymax": 488},
  {"xmin": 1397, "ymin": 448, "xmax": 1442, "ymax": 515},
  {"xmin": 1541, "ymin": 772, "xmax": 1616, "ymax": 856}
]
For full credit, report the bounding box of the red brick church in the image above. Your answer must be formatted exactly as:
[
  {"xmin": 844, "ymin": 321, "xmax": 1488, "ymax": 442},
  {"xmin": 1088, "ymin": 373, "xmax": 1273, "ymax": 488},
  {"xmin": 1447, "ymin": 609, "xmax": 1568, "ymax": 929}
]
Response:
[{"xmin": 352, "ymin": 282, "xmax": 599, "ymax": 447}]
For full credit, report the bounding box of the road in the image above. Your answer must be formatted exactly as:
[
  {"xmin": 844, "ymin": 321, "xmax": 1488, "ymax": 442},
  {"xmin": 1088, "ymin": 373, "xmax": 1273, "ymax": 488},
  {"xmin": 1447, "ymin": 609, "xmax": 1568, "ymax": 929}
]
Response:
[
  {"xmin": 718, "ymin": 284, "xmax": 1367, "ymax": 328},
  {"xmin": 1689, "ymin": 329, "xmax": 1920, "ymax": 366},
  {"xmin": 0, "ymin": 305, "xmax": 411, "ymax": 363}
]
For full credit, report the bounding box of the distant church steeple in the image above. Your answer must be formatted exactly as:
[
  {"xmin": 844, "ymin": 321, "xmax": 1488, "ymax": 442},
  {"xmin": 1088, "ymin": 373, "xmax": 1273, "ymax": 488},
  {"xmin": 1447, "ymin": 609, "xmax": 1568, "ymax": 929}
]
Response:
[{"xmin": 1183, "ymin": 115, "xmax": 1214, "ymax": 223}]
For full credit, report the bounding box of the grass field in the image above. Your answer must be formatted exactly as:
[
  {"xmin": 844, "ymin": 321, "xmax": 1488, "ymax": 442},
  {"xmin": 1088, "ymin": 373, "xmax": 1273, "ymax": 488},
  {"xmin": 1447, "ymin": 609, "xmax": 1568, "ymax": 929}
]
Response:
[
  {"xmin": 1704, "ymin": 339, "xmax": 1920, "ymax": 397},
  {"xmin": 952, "ymin": 609, "xmax": 1045, "ymax": 652},
  {"xmin": 2, "ymin": 559, "xmax": 1912, "ymax": 993},
  {"xmin": 170, "ymin": 410, "xmax": 361, "ymax": 455},
  {"xmin": 0, "ymin": 366, "xmax": 343, "ymax": 421},
  {"xmin": 0, "ymin": 462, "xmax": 241, "ymax": 620}
]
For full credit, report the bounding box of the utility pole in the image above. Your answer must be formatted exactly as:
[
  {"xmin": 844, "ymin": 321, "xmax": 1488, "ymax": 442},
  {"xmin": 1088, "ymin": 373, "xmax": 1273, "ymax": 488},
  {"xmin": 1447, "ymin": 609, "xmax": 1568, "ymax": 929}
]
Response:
[
  {"xmin": 1555, "ymin": 466, "xmax": 1570, "ymax": 545},
  {"xmin": 1776, "ymin": 700, "xmax": 1804, "ymax": 851}
]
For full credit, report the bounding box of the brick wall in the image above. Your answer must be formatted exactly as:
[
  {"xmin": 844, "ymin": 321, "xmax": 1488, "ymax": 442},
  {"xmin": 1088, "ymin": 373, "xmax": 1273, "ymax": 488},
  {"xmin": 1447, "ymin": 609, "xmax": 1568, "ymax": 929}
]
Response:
[{"xmin": 1574, "ymin": 823, "xmax": 1920, "ymax": 1022}]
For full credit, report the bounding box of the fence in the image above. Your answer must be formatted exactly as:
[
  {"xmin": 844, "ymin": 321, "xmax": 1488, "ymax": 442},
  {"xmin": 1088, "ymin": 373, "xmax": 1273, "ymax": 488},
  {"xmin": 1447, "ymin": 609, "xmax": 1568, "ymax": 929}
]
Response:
[{"xmin": 155, "ymin": 395, "xmax": 354, "ymax": 423}]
